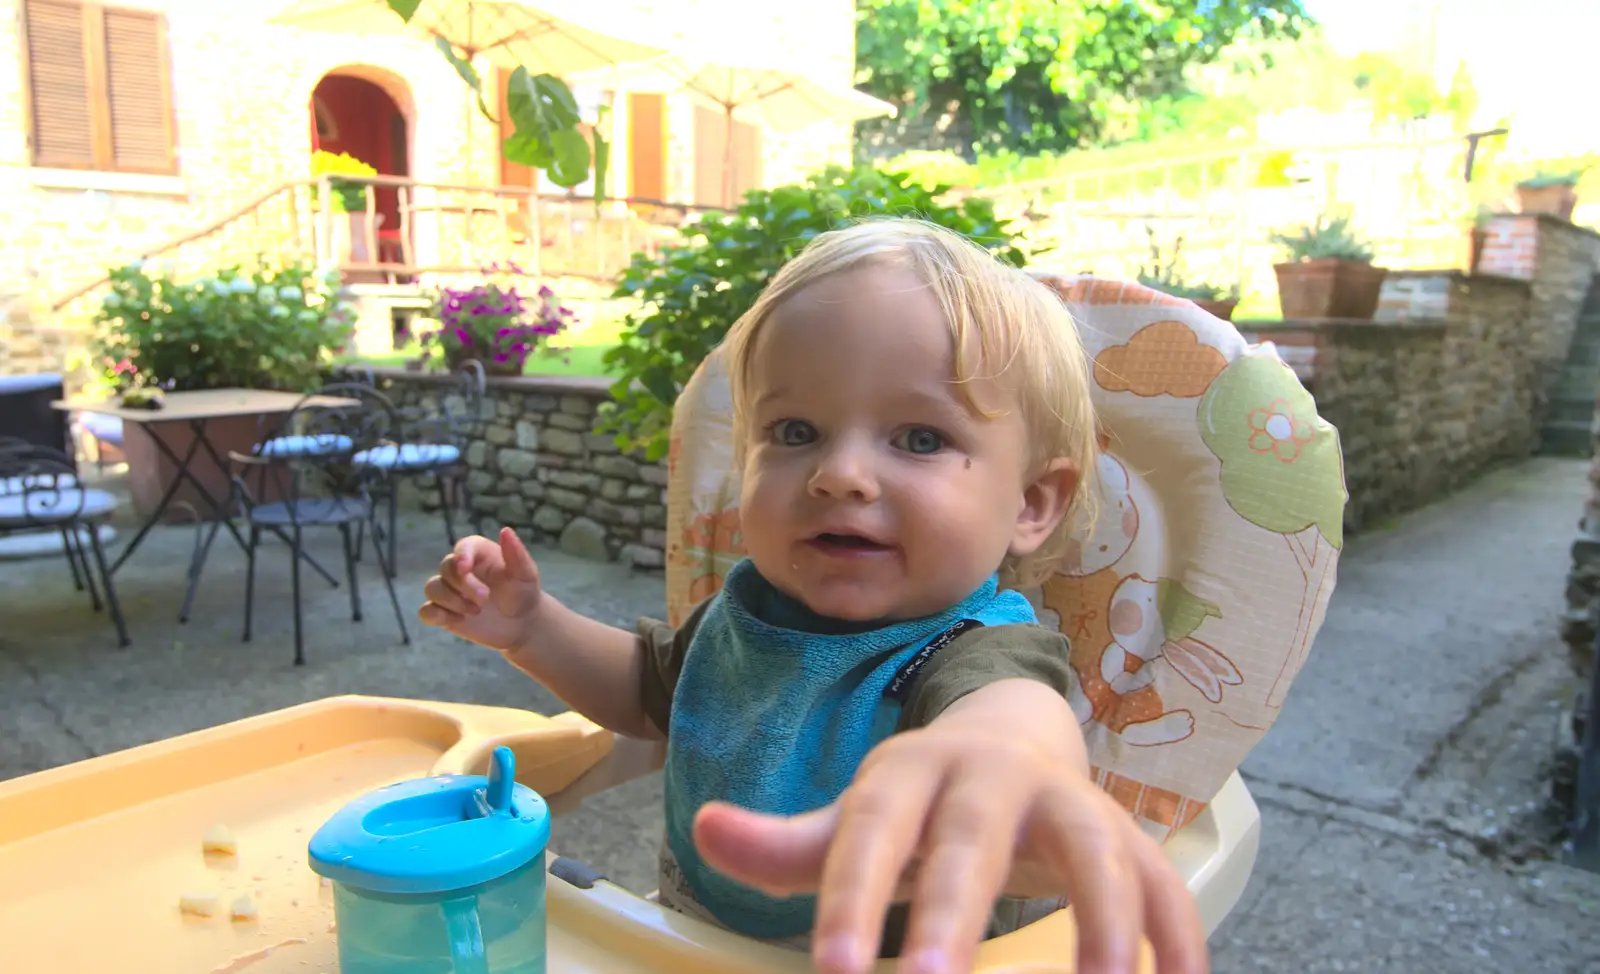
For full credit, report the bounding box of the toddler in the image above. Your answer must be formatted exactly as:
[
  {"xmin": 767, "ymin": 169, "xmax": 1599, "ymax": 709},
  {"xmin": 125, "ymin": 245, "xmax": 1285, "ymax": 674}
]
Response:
[{"xmin": 421, "ymin": 219, "xmax": 1205, "ymax": 974}]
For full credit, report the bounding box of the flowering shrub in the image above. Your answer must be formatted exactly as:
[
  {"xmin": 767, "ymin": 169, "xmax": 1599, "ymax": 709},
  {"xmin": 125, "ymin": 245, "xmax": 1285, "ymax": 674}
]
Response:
[
  {"xmin": 91, "ymin": 260, "xmax": 355, "ymax": 392},
  {"xmin": 419, "ymin": 264, "xmax": 576, "ymax": 373}
]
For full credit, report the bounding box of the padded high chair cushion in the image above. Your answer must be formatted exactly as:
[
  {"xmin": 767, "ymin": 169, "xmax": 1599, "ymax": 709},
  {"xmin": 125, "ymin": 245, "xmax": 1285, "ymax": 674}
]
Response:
[{"xmin": 663, "ymin": 274, "xmax": 1348, "ymax": 844}]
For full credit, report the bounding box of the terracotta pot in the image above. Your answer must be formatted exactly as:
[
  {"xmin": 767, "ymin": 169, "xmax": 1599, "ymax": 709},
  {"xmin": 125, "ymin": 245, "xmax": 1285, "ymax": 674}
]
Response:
[
  {"xmin": 123, "ymin": 413, "xmax": 286, "ymax": 523},
  {"xmin": 1273, "ymin": 259, "xmax": 1388, "ymax": 320},
  {"xmin": 1193, "ymin": 298, "xmax": 1239, "ymax": 322},
  {"xmin": 1516, "ymin": 183, "xmax": 1578, "ymax": 221}
]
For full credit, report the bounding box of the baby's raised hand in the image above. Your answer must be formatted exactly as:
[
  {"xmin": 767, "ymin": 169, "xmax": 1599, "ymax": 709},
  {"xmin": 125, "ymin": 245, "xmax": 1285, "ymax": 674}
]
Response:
[
  {"xmin": 692, "ymin": 684, "xmax": 1207, "ymax": 974},
  {"xmin": 419, "ymin": 527, "xmax": 545, "ymax": 654}
]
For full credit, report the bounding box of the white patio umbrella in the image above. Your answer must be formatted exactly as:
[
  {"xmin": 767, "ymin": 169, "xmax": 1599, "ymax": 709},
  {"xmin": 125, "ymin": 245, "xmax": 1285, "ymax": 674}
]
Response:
[
  {"xmin": 565, "ymin": 53, "xmax": 897, "ymax": 207},
  {"xmin": 269, "ymin": 0, "xmax": 665, "ymax": 74}
]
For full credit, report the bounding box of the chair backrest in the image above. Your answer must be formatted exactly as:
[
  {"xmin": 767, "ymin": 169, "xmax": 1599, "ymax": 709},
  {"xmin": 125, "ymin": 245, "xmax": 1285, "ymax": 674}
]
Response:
[
  {"xmin": 0, "ymin": 373, "xmax": 70, "ymax": 457},
  {"xmin": 245, "ymin": 383, "xmax": 402, "ymax": 513},
  {"xmin": 0, "ymin": 444, "xmax": 86, "ymax": 528},
  {"xmin": 664, "ymin": 273, "xmax": 1349, "ymax": 843}
]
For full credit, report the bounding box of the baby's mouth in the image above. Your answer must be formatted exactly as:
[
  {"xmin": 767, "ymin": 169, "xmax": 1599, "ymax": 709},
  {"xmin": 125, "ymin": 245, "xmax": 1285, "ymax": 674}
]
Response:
[{"xmin": 808, "ymin": 532, "xmax": 892, "ymax": 555}]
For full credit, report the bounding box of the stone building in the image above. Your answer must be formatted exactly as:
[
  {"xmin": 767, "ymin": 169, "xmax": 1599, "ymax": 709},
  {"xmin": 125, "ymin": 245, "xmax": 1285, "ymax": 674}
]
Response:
[{"xmin": 0, "ymin": 0, "xmax": 858, "ymax": 375}]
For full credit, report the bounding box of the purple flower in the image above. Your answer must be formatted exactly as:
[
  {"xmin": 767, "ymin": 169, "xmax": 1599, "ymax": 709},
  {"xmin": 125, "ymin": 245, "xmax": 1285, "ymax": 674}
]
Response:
[
  {"xmin": 538, "ymin": 285, "xmax": 553, "ymax": 298},
  {"xmin": 454, "ymin": 327, "xmax": 472, "ymax": 344}
]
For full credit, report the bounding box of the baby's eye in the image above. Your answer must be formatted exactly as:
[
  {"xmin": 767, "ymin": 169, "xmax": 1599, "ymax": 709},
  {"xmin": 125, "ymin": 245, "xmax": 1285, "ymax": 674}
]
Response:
[
  {"xmin": 768, "ymin": 419, "xmax": 818, "ymax": 447},
  {"xmin": 895, "ymin": 427, "xmax": 945, "ymax": 455}
]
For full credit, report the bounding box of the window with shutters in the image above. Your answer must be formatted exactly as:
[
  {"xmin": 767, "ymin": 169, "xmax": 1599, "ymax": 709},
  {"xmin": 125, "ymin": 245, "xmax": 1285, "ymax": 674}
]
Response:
[{"xmin": 19, "ymin": 0, "xmax": 176, "ymax": 174}]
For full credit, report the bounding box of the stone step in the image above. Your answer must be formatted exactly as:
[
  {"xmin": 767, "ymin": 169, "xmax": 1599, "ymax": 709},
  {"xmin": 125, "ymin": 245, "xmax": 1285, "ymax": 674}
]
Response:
[
  {"xmin": 1540, "ymin": 419, "xmax": 1595, "ymax": 457},
  {"xmin": 1547, "ymin": 398, "xmax": 1598, "ymax": 425}
]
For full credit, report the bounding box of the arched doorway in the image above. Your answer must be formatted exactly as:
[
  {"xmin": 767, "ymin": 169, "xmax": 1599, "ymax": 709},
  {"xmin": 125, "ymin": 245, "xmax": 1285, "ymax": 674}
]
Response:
[{"xmin": 309, "ymin": 69, "xmax": 411, "ymax": 274}]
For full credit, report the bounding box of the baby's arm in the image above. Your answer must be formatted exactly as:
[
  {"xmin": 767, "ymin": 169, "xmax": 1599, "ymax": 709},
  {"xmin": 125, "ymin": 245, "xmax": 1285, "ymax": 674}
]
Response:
[
  {"xmin": 502, "ymin": 595, "xmax": 663, "ymax": 741},
  {"xmin": 422, "ymin": 528, "xmax": 662, "ymax": 741},
  {"xmin": 928, "ymin": 677, "xmax": 1089, "ymax": 897}
]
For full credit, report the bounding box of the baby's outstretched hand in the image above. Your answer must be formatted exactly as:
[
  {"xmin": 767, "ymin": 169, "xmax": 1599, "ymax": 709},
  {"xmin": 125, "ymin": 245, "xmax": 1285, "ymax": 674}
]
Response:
[
  {"xmin": 692, "ymin": 681, "xmax": 1207, "ymax": 974},
  {"xmin": 419, "ymin": 527, "xmax": 544, "ymax": 654}
]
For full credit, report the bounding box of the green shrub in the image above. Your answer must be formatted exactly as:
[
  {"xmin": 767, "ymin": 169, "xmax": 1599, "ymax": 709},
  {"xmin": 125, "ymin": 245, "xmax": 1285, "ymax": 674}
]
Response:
[
  {"xmin": 1269, "ymin": 212, "xmax": 1376, "ymax": 264},
  {"xmin": 597, "ymin": 165, "xmax": 1030, "ymax": 460},
  {"xmin": 1135, "ymin": 226, "xmax": 1238, "ymax": 302},
  {"xmin": 90, "ymin": 259, "xmax": 355, "ymax": 393}
]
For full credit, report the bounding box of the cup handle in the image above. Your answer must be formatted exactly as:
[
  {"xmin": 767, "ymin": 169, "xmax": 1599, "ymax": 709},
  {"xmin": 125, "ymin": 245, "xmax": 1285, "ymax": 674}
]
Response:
[{"xmin": 440, "ymin": 895, "xmax": 491, "ymax": 974}]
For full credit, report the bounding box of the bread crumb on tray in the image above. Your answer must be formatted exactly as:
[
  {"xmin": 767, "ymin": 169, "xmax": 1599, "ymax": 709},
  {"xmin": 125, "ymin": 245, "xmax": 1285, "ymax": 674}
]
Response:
[
  {"xmin": 202, "ymin": 824, "xmax": 238, "ymax": 856},
  {"xmin": 230, "ymin": 895, "xmax": 258, "ymax": 922},
  {"xmin": 179, "ymin": 892, "xmax": 220, "ymax": 918}
]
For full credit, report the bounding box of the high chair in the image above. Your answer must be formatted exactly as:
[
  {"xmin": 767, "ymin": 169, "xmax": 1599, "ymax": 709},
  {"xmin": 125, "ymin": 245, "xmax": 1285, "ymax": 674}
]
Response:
[
  {"xmin": 0, "ymin": 277, "xmax": 1346, "ymax": 974},
  {"xmin": 631, "ymin": 272, "xmax": 1350, "ymax": 947}
]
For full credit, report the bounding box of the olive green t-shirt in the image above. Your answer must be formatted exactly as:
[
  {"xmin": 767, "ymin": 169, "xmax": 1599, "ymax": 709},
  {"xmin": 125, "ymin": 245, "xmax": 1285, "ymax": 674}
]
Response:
[{"xmin": 633, "ymin": 597, "xmax": 1078, "ymax": 952}]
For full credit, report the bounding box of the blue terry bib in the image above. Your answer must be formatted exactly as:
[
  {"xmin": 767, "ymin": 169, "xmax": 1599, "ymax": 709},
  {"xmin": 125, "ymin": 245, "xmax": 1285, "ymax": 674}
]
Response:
[{"xmin": 662, "ymin": 558, "xmax": 1039, "ymax": 939}]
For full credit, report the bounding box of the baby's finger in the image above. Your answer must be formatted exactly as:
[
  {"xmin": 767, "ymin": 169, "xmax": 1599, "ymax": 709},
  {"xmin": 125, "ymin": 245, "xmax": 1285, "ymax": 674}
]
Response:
[
  {"xmin": 438, "ymin": 553, "xmax": 489, "ymax": 604},
  {"xmin": 498, "ymin": 527, "xmax": 542, "ymax": 585},
  {"xmin": 417, "ymin": 601, "xmax": 466, "ymax": 629},
  {"xmin": 898, "ymin": 769, "xmax": 1033, "ymax": 974},
  {"xmin": 1124, "ymin": 817, "xmax": 1207, "ymax": 974},
  {"xmin": 423, "ymin": 574, "xmax": 481, "ymax": 616},
  {"xmin": 1030, "ymin": 786, "xmax": 1143, "ymax": 974},
  {"xmin": 811, "ymin": 754, "xmax": 946, "ymax": 974}
]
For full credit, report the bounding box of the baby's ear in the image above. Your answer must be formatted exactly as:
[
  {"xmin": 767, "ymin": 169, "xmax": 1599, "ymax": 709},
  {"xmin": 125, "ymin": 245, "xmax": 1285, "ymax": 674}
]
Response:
[{"xmin": 1011, "ymin": 458, "xmax": 1079, "ymax": 558}]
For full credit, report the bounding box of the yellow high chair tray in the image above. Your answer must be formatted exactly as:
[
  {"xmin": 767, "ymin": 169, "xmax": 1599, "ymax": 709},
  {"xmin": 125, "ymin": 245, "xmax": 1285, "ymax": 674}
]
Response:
[{"xmin": 0, "ymin": 694, "xmax": 1257, "ymax": 973}]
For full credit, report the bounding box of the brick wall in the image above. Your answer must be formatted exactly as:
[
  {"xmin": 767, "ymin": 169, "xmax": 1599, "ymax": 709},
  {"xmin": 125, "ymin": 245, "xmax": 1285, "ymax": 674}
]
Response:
[{"xmin": 1477, "ymin": 214, "xmax": 1600, "ymax": 427}]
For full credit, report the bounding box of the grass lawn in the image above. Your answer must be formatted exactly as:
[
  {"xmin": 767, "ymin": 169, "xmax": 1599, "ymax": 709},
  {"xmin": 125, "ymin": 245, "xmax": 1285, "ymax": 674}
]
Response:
[
  {"xmin": 354, "ymin": 342, "xmax": 617, "ymax": 378},
  {"xmin": 351, "ymin": 301, "xmax": 632, "ymax": 379}
]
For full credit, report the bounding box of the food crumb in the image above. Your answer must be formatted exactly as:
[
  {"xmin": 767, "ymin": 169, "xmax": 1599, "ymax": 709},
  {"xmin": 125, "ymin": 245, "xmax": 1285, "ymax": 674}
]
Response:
[
  {"xmin": 230, "ymin": 895, "xmax": 258, "ymax": 922},
  {"xmin": 202, "ymin": 824, "xmax": 238, "ymax": 856},
  {"xmin": 179, "ymin": 892, "xmax": 220, "ymax": 918}
]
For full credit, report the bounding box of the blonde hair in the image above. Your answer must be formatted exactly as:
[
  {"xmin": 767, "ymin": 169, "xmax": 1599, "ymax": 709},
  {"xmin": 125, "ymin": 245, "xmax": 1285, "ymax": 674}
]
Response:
[{"xmin": 720, "ymin": 217, "xmax": 1099, "ymax": 586}]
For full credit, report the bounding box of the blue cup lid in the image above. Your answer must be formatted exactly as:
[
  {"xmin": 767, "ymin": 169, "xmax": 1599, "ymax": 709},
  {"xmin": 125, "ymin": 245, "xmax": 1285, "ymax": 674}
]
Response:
[{"xmin": 308, "ymin": 746, "xmax": 550, "ymax": 896}]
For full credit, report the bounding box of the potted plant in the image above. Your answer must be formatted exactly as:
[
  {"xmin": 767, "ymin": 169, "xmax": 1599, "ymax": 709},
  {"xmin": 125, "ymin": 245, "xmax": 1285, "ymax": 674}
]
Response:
[
  {"xmin": 311, "ymin": 149, "xmax": 380, "ymax": 267},
  {"xmin": 1135, "ymin": 227, "xmax": 1243, "ymax": 321},
  {"xmin": 418, "ymin": 264, "xmax": 576, "ymax": 377},
  {"xmin": 1268, "ymin": 213, "xmax": 1386, "ymax": 320},
  {"xmin": 1516, "ymin": 168, "xmax": 1584, "ymax": 221},
  {"xmin": 89, "ymin": 259, "xmax": 355, "ymax": 520}
]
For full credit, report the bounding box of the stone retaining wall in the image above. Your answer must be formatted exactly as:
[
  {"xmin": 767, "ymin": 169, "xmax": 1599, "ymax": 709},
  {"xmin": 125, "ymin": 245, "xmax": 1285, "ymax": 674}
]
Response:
[
  {"xmin": 376, "ymin": 371, "xmax": 670, "ymax": 570},
  {"xmin": 1245, "ymin": 272, "xmax": 1536, "ymax": 533},
  {"xmin": 373, "ymin": 216, "xmax": 1599, "ymax": 568}
]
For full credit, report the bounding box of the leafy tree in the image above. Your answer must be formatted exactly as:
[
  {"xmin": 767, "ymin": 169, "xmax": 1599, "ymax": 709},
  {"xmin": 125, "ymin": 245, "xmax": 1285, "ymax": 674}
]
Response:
[
  {"xmin": 855, "ymin": 0, "xmax": 1312, "ymax": 157},
  {"xmin": 386, "ymin": 0, "xmax": 608, "ymax": 198},
  {"xmin": 597, "ymin": 167, "xmax": 1030, "ymax": 460}
]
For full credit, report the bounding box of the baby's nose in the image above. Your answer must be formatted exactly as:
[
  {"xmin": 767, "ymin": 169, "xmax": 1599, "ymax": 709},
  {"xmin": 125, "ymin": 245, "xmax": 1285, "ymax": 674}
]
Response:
[{"xmin": 808, "ymin": 440, "xmax": 880, "ymax": 500}]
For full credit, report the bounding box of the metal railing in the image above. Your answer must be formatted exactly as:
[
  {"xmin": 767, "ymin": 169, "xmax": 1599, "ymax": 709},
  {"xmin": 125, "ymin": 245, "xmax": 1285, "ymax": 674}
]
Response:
[{"xmin": 49, "ymin": 176, "xmax": 726, "ymax": 313}]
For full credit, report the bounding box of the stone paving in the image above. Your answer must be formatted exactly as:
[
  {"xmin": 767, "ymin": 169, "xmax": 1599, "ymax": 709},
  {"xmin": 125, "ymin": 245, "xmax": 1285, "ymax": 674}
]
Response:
[{"xmin": 2, "ymin": 458, "xmax": 1599, "ymax": 971}]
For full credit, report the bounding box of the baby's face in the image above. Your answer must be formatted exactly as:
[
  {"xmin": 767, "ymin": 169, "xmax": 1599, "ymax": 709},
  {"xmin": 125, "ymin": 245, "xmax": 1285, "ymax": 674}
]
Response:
[{"xmin": 737, "ymin": 265, "xmax": 1037, "ymax": 623}]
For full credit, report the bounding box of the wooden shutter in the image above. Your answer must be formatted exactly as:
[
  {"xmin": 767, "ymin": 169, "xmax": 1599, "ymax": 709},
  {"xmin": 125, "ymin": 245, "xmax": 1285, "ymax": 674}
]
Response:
[
  {"xmin": 102, "ymin": 7, "xmax": 173, "ymax": 172},
  {"xmin": 21, "ymin": 0, "xmax": 95, "ymax": 168},
  {"xmin": 19, "ymin": 0, "xmax": 175, "ymax": 172}
]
